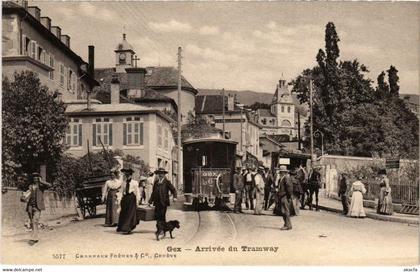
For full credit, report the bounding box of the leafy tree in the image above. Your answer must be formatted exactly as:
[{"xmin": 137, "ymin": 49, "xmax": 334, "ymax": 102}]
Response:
[
  {"xmin": 2, "ymin": 71, "xmax": 68, "ymax": 184},
  {"xmin": 387, "ymin": 65, "xmax": 400, "ymax": 96}
]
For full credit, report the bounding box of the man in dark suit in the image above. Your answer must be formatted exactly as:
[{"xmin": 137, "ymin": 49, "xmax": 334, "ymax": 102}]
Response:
[
  {"xmin": 263, "ymin": 167, "xmax": 273, "ymax": 210},
  {"xmin": 277, "ymin": 166, "xmax": 293, "ymax": 230},
  {"xmin": 26, "ymin": 172, "xmax": 51, "ymax": 245},
  {"xmin": 338, "ymin": 173, "xmax": 349, "ymax": 215},
  {"xmin": 149, "ymin": 168, "xmax": 177, "ymax": 224},
  {"xmin": 233, "ymin": 167, "xmax": 244, "ymax": 213}
]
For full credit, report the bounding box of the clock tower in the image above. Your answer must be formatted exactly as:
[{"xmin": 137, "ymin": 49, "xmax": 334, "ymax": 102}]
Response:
[{"xmin": 115, "ymin": 32, "xmax": 136, "ymax": 73}]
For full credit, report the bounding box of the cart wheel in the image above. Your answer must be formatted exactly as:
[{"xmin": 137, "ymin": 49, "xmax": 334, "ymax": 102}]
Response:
[{"xmin": 87, "ymin": 205, "xmax": 97, "ymax": 217}]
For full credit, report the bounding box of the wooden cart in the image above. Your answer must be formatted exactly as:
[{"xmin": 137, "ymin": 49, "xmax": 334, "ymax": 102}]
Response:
[{"xmin": 75, "ymin": 174, "xmax": 111, "ymax": 219}]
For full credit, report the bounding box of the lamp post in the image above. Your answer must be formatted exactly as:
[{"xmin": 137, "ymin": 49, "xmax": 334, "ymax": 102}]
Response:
[
  {"xmin": 236, "ymin": 103, "xmax": 244, "ymax": 153},
  {"xmin": 314, "ymin": 129, "xmax": 324, "ymax": 157}
]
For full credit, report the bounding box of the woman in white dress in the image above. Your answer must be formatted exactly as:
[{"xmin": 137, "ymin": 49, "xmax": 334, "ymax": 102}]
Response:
[
  {"xmin": 102, "ymin": 168, "xmax": 122, "ymax": 226},
  {"xmin": 347, "ymin": 178, "xmax": 367, "ymax": 218}
]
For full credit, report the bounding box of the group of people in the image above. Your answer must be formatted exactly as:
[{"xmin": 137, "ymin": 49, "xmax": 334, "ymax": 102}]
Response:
[
  {"xmin": 102, "ymin": 167, "xmax": 177, "ymax": 234},
  {"xmin": 232, "ymin": 163, "xmax": 323, "ymax": 231},
  {"xmin": 338, "ymin": 168, "xmax": 393, "ymax": 218}
]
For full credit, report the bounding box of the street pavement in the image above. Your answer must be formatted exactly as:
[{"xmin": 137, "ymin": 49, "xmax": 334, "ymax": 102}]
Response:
[{"xmin": 1, "ymin": 199, "xmax": 418, "ymax": 266}]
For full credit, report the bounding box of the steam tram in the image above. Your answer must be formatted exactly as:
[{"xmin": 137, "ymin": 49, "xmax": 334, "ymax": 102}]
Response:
[{"xmin": 183, "ymin": 133, "xmax": 237, "ymax": 209}]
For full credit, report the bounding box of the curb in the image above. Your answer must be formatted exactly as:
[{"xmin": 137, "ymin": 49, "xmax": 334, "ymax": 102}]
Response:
[{"xmin": 318, "ymin": 204, "xmax": 419, "ymax": 225}]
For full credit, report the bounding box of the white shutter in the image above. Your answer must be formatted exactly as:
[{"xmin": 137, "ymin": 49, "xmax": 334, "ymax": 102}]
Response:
[{"xmin": 21, "ymin": 34, "xmax": 26, "ymax": 55}]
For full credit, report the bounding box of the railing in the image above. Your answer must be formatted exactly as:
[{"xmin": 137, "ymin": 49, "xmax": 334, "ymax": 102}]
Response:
[{"xmin": 362, "ymin": 178, "xmax": 419, "ymax": 206}]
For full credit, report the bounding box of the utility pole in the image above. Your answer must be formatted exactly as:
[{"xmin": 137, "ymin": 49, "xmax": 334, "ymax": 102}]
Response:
[
  {"xmin": 309, "ymin": 79, "xmax": 314, "ymax": 166},
  {"xmin": 222, "ymin": 88, "xmax": 226, "ymax": 137},
  {"xmin": 177, "ymin": 47, "xmax": 182, "ymax": 191}
]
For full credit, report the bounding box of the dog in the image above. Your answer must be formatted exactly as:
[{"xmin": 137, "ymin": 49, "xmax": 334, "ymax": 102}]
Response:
[{"xmin": 155, "ymin": 220, "xmax": 180, "ymax": 241}]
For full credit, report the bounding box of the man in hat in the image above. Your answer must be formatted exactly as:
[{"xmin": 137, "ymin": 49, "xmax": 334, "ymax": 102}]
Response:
[
  {"xmin": 26, "ymin": 172, "xmax": 51, "ymax": 245},
  {"xmin": 149, "ymin": 168, "xmax": 177, "ymax": 225},
  {"xmin": 233, "ymin": 167, "xmax": 244, "ymax": 213},
  {"xmin": 307, "ymin": 165, "xmax": 322, "ymax": 211},
  {"xmin": 244, "ymin": 165, "xmax": 254, "ymax": 210},
  {"xmin": 338, "ymin": 172, "xmax": 350, "ymax": 215},
  {"xmin": 117, "ymin": 168, "xmax": 140, "ymax": 234},
  {"xmin": 254, "ymin": 166, "xmax": 266, "ymax": 215},
  {"xmin": 277, "ymin": 165, "xmax": 293, "ymax": 230}
]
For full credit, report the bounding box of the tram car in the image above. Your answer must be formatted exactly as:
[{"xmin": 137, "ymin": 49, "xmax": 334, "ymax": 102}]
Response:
[{"xmin": 183, "ymin": 134, "xmax": 237, "ymax": 209}]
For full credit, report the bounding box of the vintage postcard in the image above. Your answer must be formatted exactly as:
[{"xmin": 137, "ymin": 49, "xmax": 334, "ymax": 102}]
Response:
[{"xmin": 1, "ymin": 0, "xmax": 419, "ymax": 268}]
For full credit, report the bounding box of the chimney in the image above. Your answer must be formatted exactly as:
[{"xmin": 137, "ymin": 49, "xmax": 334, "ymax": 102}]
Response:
[
  {"xmin": 227, "ymin": 94, "xmax": 234, "ymax": 111},
  {"xmin": 27, "ymin": 6, "xmax": 40, "ymax": 21},
  {"xmin": 88, "ymin": 45, "xmax": 95, "ymax": 77},
  {"xmin": 125, "ymin": 67, "xmax": 147, "ymax": 91},
  {"xmin": 51, "ymin": 26, "xmax": 61, "ymax": 38},
  {"xmin": 60, "ymin": 34, "xmax": 70, "ymax": 47},
  {"xmin": 40, "ymin": 17, "xmax": 51, "ymax": 30},
  {"xmin": 111, "ymin": 75, "xmax": 120, "ymax": 104}
]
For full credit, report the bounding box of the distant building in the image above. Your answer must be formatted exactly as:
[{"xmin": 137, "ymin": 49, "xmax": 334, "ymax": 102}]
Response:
[
  {"xmin": 2, "ymin": 1, "xmax": 98, "ymax": 101},
  {"xmin": 94, "ymin": 32, "xmax": 197, "ymax": 123},
  {"xmin": 195, "ymin": 93, "xmax": 262, "ymax": 163},
  {"xmin": 256, "ymin": 78, "xmax": 308, "ymax": 140}
]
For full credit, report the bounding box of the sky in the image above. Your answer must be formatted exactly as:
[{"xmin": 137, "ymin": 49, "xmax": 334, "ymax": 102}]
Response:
[{"xmin": 32, "ymin": 1, "xmax": 420, "ymax": 94}]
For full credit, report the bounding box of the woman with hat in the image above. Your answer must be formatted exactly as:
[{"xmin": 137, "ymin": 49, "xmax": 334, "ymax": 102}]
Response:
[
  {"xmin": 117, "ymin": 168, "xmax": 140, "ymax": 234},
  {"xmin": 377, "ymin": 169, "xmax": 393, "ymax": 215},
  {"xmin": 347, "ymin": 175, "xmax": 367, "ymax": 218},
  {"xmin": 148, "ymin": 168, "xmax": 177, "ymax": 224},
  {"xmin": 102, "ymin": 167, "xmax": 122, "ymax": 227}
]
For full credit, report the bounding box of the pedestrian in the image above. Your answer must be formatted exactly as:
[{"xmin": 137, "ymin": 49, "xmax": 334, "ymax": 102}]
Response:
[
  {"xmin": 307, "ymin": 166, "xmax": 322, "ymax": 211},
  {"xmin": 25, "ymin": 172, "xmax": 52, "ymax": 245},
  {"xmin": 277, "ymin": 166, "xmax": 293, "ymax": 230},
  {"xmin": 263, "ymin": 167, "xmax": 273, "ymax": 210},
  {"xmin": 244, "ymin": 166, "xmax": 254, "ymax": 210},
  {"xmin": 149, "ymin": 168, "xmax": 177, "ymax": 225},
  {"xmin": 296, "ymin": 164, "xmax": 308, "ymax": 209},
  {"xmin": 233, "ymin": 167, "xmax": 244, "ymax": 213},
  {"xmin": 290, "ymin": 168, "xmax": 302, "ymax": 216},
  {"xmin": 337, "ymin": 173, "xmax": 349, "ymax": 215},
  {"xmin": 254, "ymin": 166, "xmax": 265, "ymax": 215},
  {"xmin": 145, "ymin": 170, "xmax": 155, "ymax": 204},
  {"xmin": 270, "ymin": 167, "xmax": 281, "ymax": 214},
  {"xmin": 102, "ymin": 167, "xmax": 122, "ymax": 227},
  {"xmin": 377, "ymin": 169, "xmax": 393, "ymax": 215},
  {"xmin": 117, "ymin": 168, "xmax": 140, "ymax": 234},
  {"xmin": 348, "ymin": 176, "xmax": 367, "ymax": 218}
]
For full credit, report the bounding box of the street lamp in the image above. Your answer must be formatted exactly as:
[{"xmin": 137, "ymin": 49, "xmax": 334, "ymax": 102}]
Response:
[
  {"xmin": 235, "ymin": 103, "xmax": 245, "ymax": 153},
  {"xmin": 314, "ymin": 129, "xmax": 324, "ymax": 157}
]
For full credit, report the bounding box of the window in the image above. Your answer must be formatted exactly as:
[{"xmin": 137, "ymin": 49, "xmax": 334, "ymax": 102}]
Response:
[
  {"xmin": 157, "ymin": 123, "xmax": 163, "ymax": 147},
  {"xmin": 60, "ymin": 63, "xmax": 65, "ymax": 87},
  {"xmin": 65, "ymin": 118, "xmax": 82, "ymax": 147},
  {"xmin": 38, "ymin": 47, "xmax": 43, "ymax": 62},
  {"xmin": 77, "ymin": 83, "xmax": 85, "ymax": 100},
  {"xmin": 164, "ymin": 128, "xmax": 169, "ymax": 150},
  {"xmin": 49, "ymin": 55, "xmax": 55, "ymax": 80},
  {"xmin": 92, "ymin": 118, "xmax": 113, "ymax": 147},
  {"xmin": 287, "ymin": 106, "xmax": 291, "ymax": 113},
  {"xmin": 123, "ymin": 117, "xmax": 144, "ymax": 146},
  {"xmin": 261, "ymin": 118, "xmax": 267, "ymax": 125},
  {"xmin": 281, "ymin": 105, "xmax": 284, "ymax": 113},
  {"xmin": 30, "ymin": 41, "xmax": 36, "ymax": 59},
  {"xmin": 281, "ymin": 120, "xmax": 292, "ymax": 127},
  {"xmin": 68, "ymin": 70, "xmax": 72, "ymax": 91}
]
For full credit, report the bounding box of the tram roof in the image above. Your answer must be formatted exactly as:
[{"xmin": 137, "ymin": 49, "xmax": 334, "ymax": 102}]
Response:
[{"xmin": 182, "ymin": 137, "xmax": 238, "ymax": 146}]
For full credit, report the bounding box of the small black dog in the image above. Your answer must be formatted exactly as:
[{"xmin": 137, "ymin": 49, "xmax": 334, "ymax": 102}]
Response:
[{"xmin": 155, "ymin": 220, "xmax": 180, "ymax": 241}]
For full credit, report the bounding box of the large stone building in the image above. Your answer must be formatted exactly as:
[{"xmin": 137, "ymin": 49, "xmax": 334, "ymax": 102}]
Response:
[
  {"xmin": 257, "ymin": 78, "xmax": 307, "ymax": 139},
  {"xmin": 195, "ymin": 94, "xmax": 262, "ymax": 164},
  {"xmin": 2, "ymin": 1, "xmax": 98, "ymax": 102},
  {"xmin": 94, "ymin": 32, "xmax": 197, "ymax": 123}
]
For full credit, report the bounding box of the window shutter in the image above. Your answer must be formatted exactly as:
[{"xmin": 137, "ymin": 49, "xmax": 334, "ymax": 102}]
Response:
[
  {"xmin": 140, "ymin": 123, "xmax": 144, "ymax": 145},
  {"xmin": 92, "ymin": 123, "xmax": 97, "ymax": 146},
  {"xmin": 123, "ymin": 123, "xmax": 127, "ymax": 145},
  {"xmin": 134, "ymin": 123, "xmax": 139, "ymax": 144},
  {"xmin": 78, "ymin": 123, "xmax": 82, "ymax": 146},
  {"xmin": 109, "ymin": 123, "xmax": 113, "ymax": 146},
  {"xmin": 21, "ymin": 34, "xmax": 26, "ymax": 55}
]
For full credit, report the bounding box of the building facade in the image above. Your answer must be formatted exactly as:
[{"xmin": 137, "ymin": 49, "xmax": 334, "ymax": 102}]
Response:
[{"xmin": 2, "ymin": 1, "xmax": 98, "ymax": 102}]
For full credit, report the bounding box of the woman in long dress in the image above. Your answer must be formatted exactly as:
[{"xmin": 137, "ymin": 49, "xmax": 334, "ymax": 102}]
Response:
[
  {"xmin": 347, "ymin": 178, "xmax": 367, "ymax": 218},
  {"xmin": 117, "ymin": 168, "xmax": 140, "ymax": 234},
  {"xmin": 102, "ymin": 168, "xmax": 122, "ymax": 227},
  {"xmin": 377, "ymin": 169, "xmax": 393, "ymax": 215}
]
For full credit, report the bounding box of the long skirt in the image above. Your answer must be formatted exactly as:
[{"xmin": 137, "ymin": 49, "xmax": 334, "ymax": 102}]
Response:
[
  {"xmin": 117, "ymin": 193, "xmax": 138, "ymax": 233},
  {"xmin": 105, "ymin": 189, "xmax": 119, "ymax": 226},
  {"xmin": 348, "ymin": 191, "xmax": 366, "ymax": 217},
  {"xmin": 378, "ymin": 188, "xmax": 393, "ymax": 215}
]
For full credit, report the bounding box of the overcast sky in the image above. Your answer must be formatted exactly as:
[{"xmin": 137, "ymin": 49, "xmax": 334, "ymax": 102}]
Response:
[{"xmin": 33, "ymin": 1, "xmax": 419, "ymax": 94}]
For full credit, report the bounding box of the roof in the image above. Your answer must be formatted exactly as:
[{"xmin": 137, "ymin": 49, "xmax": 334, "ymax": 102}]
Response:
[
  {"xmin": 93, "ymin": 66, "xmax": 197, "ymax": 96},
  {"xmin": 2, "ymin": 2, "xmax": 98, "ymax": 87},
  {"xmin": 127, "ymin": 88, "xmax": 178, "ymax": 112},
  {"xmin": 257, "ymin": 108, "xmax": 275, "ymax": 117},
  {"xmin": 195, "ymin": 95, "xmax": 241, "ymax": 114},
  {"xmin": 65, "ymin": 103, "xmax": 174, "ymax": 122},
  {"xmin": 115, "ymin": 34, "xmax": 134, "ymax": 52}
]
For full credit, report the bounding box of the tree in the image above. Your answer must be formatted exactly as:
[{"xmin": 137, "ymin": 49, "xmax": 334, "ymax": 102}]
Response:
[
  {"xmin": 248, "ymin": 102, "xmax": 270, "ymax": 111},
  {"xmin": 387, "ymin": 65, "xmax": 400, "ymax": 96},
  {"xmin": 2, "ymin": 71, "xmax": 68, "ymax": 183}
]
